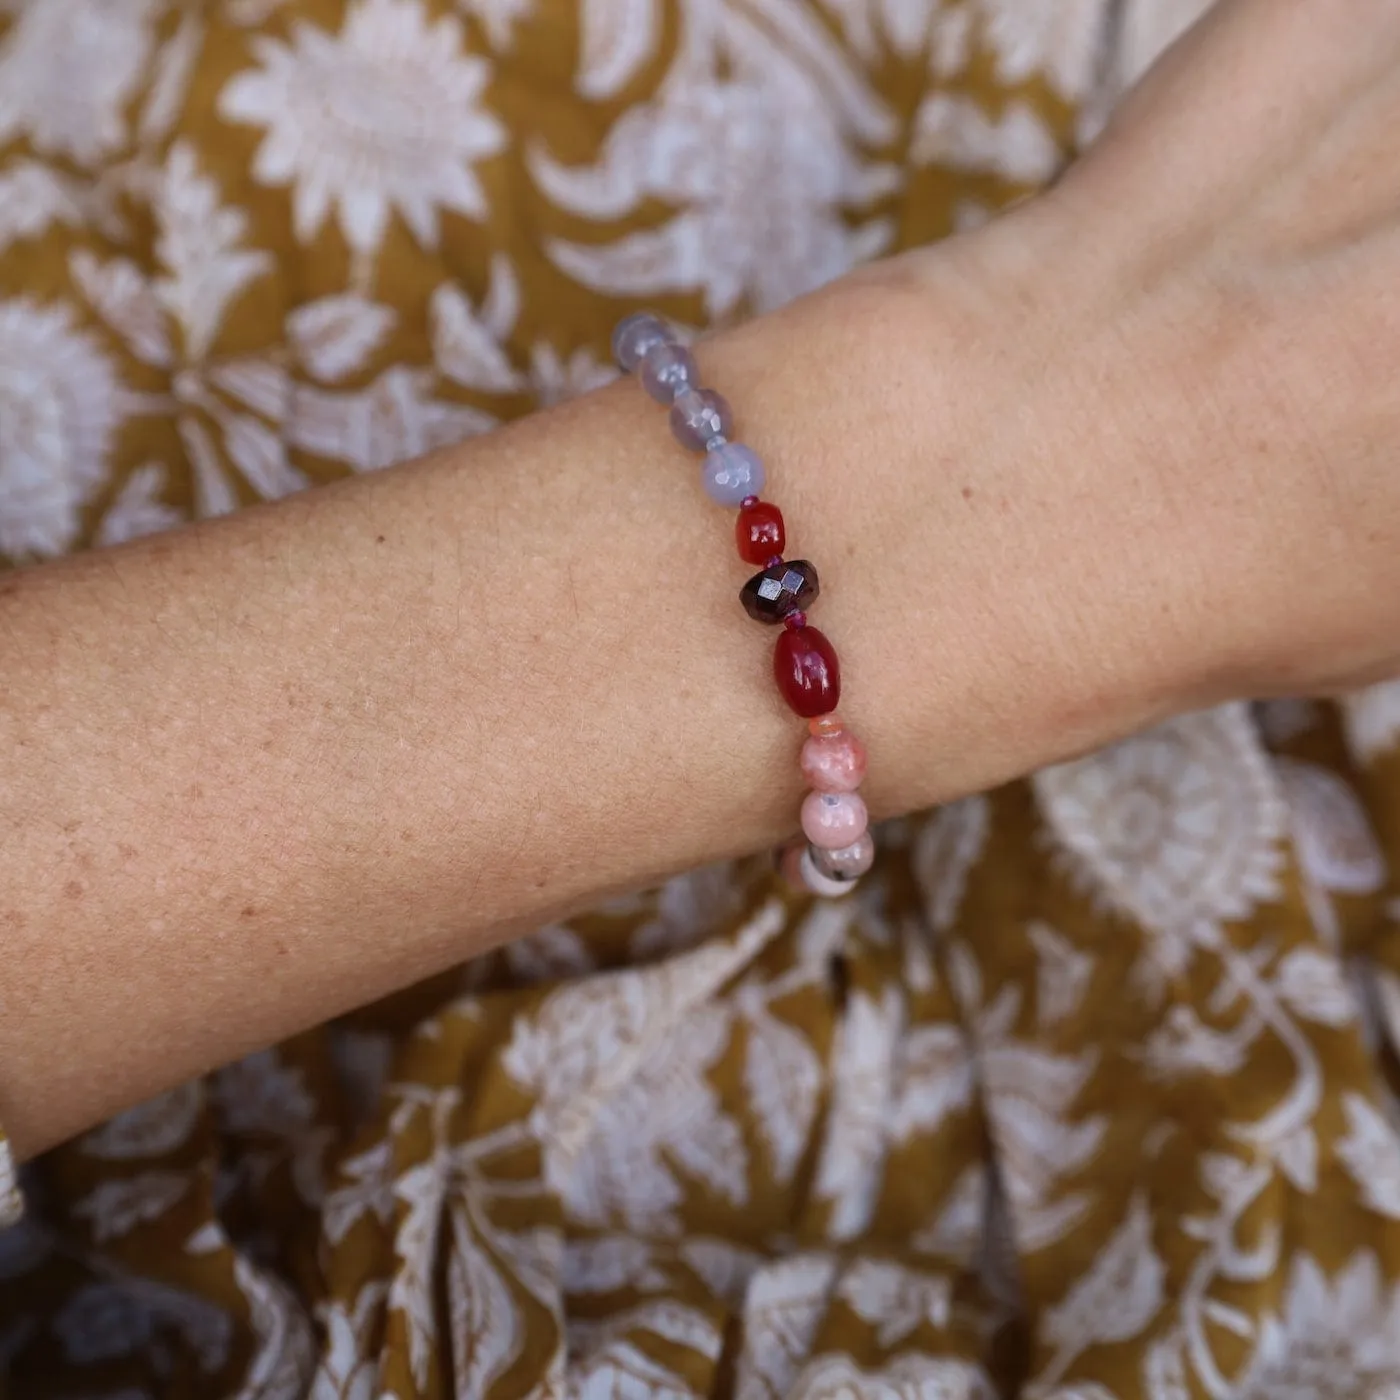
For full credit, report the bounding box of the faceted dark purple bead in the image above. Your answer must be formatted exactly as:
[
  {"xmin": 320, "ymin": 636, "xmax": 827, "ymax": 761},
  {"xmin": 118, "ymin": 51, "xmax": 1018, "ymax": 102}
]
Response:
[{"xmin": 740, "ymin": 559, "xmax": 819, "ymax": 624}]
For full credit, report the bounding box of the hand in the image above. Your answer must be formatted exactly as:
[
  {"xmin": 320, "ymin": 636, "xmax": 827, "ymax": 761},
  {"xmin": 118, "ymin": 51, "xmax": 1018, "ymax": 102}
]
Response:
[{"xmin": 906, "ymin": 0, "xmax": 1400, "ymax": 706}]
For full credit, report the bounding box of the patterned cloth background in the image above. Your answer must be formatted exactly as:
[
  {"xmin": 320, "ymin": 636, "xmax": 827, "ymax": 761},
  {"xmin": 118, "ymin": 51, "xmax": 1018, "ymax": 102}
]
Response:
[{"xmin": 7, "ymin": 0, "xmax": 1400, "ymax": 1396}]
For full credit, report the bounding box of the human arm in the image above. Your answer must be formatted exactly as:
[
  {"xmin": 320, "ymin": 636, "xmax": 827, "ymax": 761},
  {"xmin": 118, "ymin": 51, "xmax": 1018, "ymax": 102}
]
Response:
[{"xmin": 4, "ymin": 0, "xmax": 1400, "ymax": 1157}]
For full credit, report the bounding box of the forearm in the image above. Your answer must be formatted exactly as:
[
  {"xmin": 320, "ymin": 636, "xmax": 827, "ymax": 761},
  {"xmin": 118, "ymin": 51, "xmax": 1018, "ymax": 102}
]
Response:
[{"xmin": 0, "ymin": 243, "xmax": 1188, "ymax": 1157}]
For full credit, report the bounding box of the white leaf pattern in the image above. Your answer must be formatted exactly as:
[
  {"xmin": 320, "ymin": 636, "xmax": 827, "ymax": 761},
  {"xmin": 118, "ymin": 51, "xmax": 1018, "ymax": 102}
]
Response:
[
  {"xmin": 743, "ymin": 1008, "xmax": 824, "ymax": 1184},
  {"xmin": 69, "ymin": 250, "xmax": 172, "ymax": 369},
  {"xmin": 430, "ymin": 261, "xmax": 524, "ymax": 393},
  {"xmin": 96, "ymin": 462, "xmax": 184, "ymax": 546},
  {"xmin": 812, "ymin": 988, "xmax": 901, "ymax": 1242},
  {"xmin": 1040, "ymin": 1195, "xmax": 1164, "ymax": 1360},
  {"xmin": 577, "ymin": 0, "xmax": 658, "ymax": 99},
  {"xmin": 0, "ymin": 160, "xmax": 83, "ymax": 253},
  {"xmin": 154, "ymin": 142, "xmax": 272, "ymax": 362},
  {"xmin": 288, "ymin": 295, "xmax": 397, "ymax": 382},
  {"xmin": 1273, "ymin": 948, "xmax": 1356, "ymax": 1028},
  {"xmin": 1336, "ymin": 1094, "xmax": 1400, "ymax": 1221},
  {"xmin": 1029, "ymin": 921, "xmax": 1094, "ymax": 1028},
  {"xmin": 72, "ymin": 1172, "xmax": 191, "ymax": 1242},
  {"xmin": 735, "ymin": 1255, "xmax": 838, "ymax": 1400},
  {"xmin": 447, "ymin": 1201, "xmax": 523, "ymax": 1399}
]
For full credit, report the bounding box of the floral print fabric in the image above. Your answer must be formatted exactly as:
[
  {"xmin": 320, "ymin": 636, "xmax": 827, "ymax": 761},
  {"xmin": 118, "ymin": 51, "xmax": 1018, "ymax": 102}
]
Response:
[{"xmin": 6, "ymin": 1, "xmax": 1400, "ymax": 1397}]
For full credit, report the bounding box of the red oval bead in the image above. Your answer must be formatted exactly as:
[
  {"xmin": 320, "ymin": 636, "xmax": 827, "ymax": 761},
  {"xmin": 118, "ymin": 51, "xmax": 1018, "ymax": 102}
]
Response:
[
  {"xmin": 736, "ymin": 500, "xmax": 785, "ymax": 565},
  {"xmin": 773, "ymin": 626, "xmax": 841, "ymax": 718}
]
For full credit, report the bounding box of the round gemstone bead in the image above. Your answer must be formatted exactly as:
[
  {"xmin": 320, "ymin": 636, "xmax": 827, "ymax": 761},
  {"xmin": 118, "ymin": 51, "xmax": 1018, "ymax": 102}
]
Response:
[
  {"xmin": 703, "ymin": 442, "xmax": 765, "ymax": 506},
  {"xmin": 743, "ymin": 559, "xmax": 818, "ymax": 624},
  {"xmin": 799, "ymin": 845, "xmax": 860, "ymax": 897},
  {"xmin": 811, "ymin": 833, "xmax": 875, "ymax": 880},
  {"xmin": 670, "ymin": 388, "xmax": 733, "ymax": 450},
  {"xmin": 801, "ymin": 790, "xmax": 868, "ymax": 849},
  {"xmin": 640, "ymin": 343, "xmax": 697, "ymax": 403},
  {"xmin": 783, "ymin": 610, "xmax": 807, "ymax": 631},
  {"xmin": 800, "ymin": 728, "xmax": 868, "ymax": 793},
  {"xmin": 736, "ymin": 500, "xmax": 785, "ymax": 564},
  {"xmin": 774, "ymin": 626, "xmax": 840, "ymax": 717},
  {"xmin": 612, "ymin": 313, "xmax": 673, "ymax": 373}
]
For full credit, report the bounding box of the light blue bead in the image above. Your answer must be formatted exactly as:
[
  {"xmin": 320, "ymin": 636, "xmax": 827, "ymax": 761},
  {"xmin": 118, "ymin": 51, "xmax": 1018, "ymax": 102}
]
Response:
[
  {"xmin": 640, "ymin": 343, "xmax": 696, "ymax": 403},
  {"xmin": 702, "ymin": 442, "xmax": 764, "ymax": 506},
  {"xmin": 612, "ymin": 313, "xmax": 673, "ymax": 373}
]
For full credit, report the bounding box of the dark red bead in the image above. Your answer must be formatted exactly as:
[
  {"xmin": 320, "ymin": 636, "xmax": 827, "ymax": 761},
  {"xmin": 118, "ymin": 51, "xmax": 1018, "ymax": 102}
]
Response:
[
  {"xmin": 784, "ymin": 610, "xmax": 808, "ymax": 630},
  {"xmin": 736, "ymin": 500, "xmax": 785, "ymax": 565},
  {"xmin": 774, "ymin": 626, "xmax": 840, "ymax": 718}
]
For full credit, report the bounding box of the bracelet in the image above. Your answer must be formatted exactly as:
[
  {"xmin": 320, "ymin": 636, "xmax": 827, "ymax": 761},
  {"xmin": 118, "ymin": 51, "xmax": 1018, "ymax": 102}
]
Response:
[{"xmin": 612, "ymin": 313, "xmax": 874, "ymax": 898}]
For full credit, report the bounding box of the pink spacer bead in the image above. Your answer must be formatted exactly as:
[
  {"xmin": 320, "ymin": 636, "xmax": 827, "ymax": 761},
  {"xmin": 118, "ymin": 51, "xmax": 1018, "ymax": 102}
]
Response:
[
  {"xmin": 801, "ymin": 790, "xmax": 868, "ymax": 850},
  {"xmin": 800, "ymin": 727, "xmax": 867, "ymax": 793}
]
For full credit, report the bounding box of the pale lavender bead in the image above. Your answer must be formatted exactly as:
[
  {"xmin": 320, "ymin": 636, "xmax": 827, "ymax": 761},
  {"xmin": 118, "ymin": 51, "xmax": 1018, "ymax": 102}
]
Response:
[
  {"xmin": 801, "ymin": 790, "xmax": 869, "ymax": 850},
  {"xmin": 812, "ymin": 833, "xmax": 875, "ymax": 881},
  {"xmin": 702, "ymin": 442, "xmax": 765, "ymax": 506},
  {"xmin": 670, "ymin": 387, "xmax": 733, "ymax": 451},
  {"xmin": 612, "ymin": 313, "xmax": 674, "ymax": 373},
  {"xmin": 641, "ymin": 343, "xmax": 696, "ymax": 403},
  {"xmin": 799, "ymin": 846, "xmax": 859, "ymax": 897}
]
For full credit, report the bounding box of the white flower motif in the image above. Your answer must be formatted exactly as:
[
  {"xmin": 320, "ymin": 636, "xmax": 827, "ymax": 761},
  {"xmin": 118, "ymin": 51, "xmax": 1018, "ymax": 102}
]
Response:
[
  {"xmin": 0, "ymin": 297, "xmax": 126, "ymax": 562},
  {"xmin": 1034, "ymin": 705, "xmax": 1286, "ymax": 987},
  {"xmin": 1233, "ymin": 1251, "xmax": 1400, "ymax": 1400},
  {"xmin": 0, "ymin": 0, "xmax": 157, "ymax": 166},
  {"xmin": 220, "ymin": 0, "xmax": 507, "ymax": 256},
  {"xmin": 533, "ymin": 15, "xmax": 898, "ymax": 316}
]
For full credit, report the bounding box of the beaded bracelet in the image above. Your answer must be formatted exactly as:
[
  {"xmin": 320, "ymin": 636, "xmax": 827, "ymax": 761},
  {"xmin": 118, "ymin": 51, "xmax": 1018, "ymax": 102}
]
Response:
[{"xmin": 612, "ymin": 312, "xmax": 874, "ymax": 898}]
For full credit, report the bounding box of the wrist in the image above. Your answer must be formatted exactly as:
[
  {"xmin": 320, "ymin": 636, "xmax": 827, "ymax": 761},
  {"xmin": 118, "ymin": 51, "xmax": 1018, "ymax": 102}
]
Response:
[{"xmin": 767, "ymin": 232, "xmax": 1202, "ymax": 815}]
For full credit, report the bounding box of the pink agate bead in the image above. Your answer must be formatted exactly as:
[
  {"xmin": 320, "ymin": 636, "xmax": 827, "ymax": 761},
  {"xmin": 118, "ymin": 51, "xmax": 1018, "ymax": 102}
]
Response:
[
  {"xmin": 800, "ymin": 727, "xmax": 867, "ymax": 793},
  {"xmin": 800, "ymin": 790, "xmax": 868, "ymax": 850}
]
